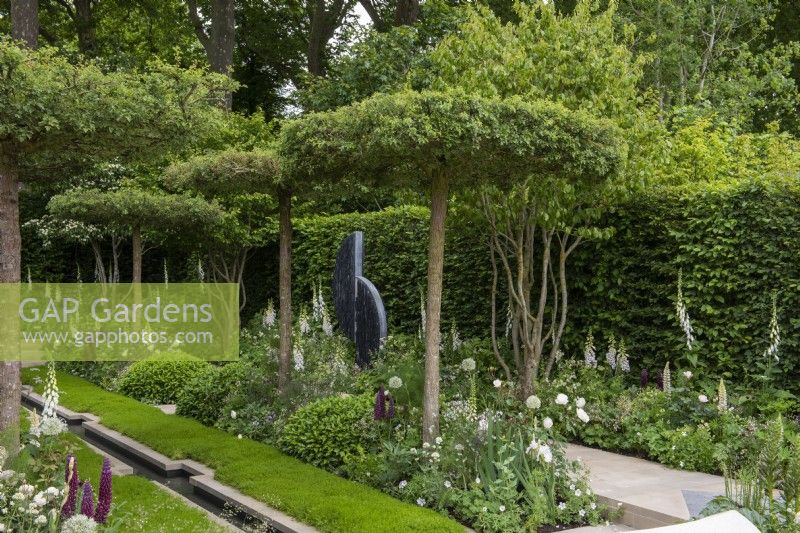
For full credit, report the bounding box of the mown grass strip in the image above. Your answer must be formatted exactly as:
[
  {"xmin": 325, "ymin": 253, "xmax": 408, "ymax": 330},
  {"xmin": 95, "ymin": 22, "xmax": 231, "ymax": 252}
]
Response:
[{"xmin": 24, "ymin": 370, "xmax": 464, "ymax": 533}]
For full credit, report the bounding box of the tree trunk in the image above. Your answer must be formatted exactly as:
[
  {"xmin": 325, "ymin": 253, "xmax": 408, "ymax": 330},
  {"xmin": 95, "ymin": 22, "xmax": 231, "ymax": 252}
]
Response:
[
  {"xmin": 0, "ymin": 143, "xmax": 22, "ymax": 453},
  {"xmin": 131, "ymin": 225, "xmax": 142, "ymax": 283},
  {"xmin": 307, "ymin": 0, "xmax": 327, "ymax": 76},
  {"xmin": 277, "ymin": 188, "xmax": 293, "ymax": 395},
  {"xmin": 187, "ymin": 0, "xmax": 235, "ymax": 109},
  {"xmin": 393, "ymin": 0, "xmax": 419, "ymax": 26},
  {"xmin": 10, "ymin": 0, "xmax": 39, "ymax": 48},
  {"xmin": 90, "ymin": 239, "xmax": 107, "ymax": 283},
  {"xmin": 73, "ymin": 0, "xmax": 97, "ymax": 56},
  {"xmin": 422, "ymin": 171, "xmax": 448, "ymax": 444}
]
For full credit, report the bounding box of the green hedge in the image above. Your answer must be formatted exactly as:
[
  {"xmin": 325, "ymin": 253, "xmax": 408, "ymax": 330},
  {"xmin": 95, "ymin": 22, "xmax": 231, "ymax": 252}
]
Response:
[
  {"xmin": 568, "ymin": 177, "xmax": 800, "ymax": 389},
  {"xmin": 290, "ymin": 179, "xmax": 800, "ymax": 392}
]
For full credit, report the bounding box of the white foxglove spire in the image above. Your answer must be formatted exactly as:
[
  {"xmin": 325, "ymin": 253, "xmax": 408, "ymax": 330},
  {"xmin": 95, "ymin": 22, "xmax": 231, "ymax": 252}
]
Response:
[
  {"xmin": 676, "ymin": 269, "xmax": 695, "ymax": 350},
  {"xmin": 763, "ymin": 293, "xmax": 780, "ymax": 362}
]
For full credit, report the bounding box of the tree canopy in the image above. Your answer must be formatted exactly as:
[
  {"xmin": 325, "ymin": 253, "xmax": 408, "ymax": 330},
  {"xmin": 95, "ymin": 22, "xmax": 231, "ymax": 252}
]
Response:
[{"xmin": 281, "ymin": 89, "xmax": 624, "ymax": 187}]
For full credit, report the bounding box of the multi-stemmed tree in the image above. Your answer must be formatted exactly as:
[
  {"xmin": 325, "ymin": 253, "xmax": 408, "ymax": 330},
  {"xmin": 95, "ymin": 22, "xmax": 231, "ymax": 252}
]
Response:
[
  {"xmin": 280, "ymin": 89, "xmax": 623, "ymax": 442},
  {"xmin": 0, "ymin": 38, "xmax": 231, "ymax": 450}
]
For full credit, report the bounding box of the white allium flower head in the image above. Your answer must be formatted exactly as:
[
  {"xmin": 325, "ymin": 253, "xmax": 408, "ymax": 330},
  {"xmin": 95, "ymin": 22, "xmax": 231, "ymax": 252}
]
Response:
[
  {"xmin": 543, "ymin": 417, "xmax": 553, "ymax": 429},
  {"xmin": 61, "ymin": 514, "xmax": 98, "ymax": 533},
  {"xmin": 525, "ymin": 395, "xmax": 541, "ymax": 409},
  {"xmin": 388, "ymin": 376, "xmax": 403, "ymax": 389},
  {"xmin": 555, "ymin": 393, "xmax": 569, "ymax": 405},
  {"xmin": 460, "ymin": 358, "xmax": 476, "ymax": 372}
]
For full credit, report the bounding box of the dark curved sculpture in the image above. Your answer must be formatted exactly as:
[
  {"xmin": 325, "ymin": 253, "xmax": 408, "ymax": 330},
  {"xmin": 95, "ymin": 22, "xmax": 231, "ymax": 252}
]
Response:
[{"xmin": 332, "ymin": 231, "xmax": 387, "ymax": 367}]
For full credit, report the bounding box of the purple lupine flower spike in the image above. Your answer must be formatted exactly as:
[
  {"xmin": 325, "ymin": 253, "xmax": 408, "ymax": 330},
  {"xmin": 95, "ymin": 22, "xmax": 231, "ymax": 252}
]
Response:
[
  {"xmin": 387, "ymin": 394, "xmax": 395, "ymax": 419},
  {"xmin": 62, "ymin": 456, "xmax": 79, "ymax": 518},
  {"xmin": 94, "ymin": 457, "xmax": 113, "ymax": 524},
  {"xmin": 81, "ymin": 480, "xmax": 94, "ymax": 518},
  {"xmin": 640, "ymin": 368, "xmax": 649, "ymax": 388},
  {"xmin": 373, "ymin": 386, "xmax": 386, "ymax": 420},
  {"xmin": 653, "ymin": 370, "xmax": 664, "ymax": 390},
  {"xmin": 81, "ymin": 481, "xmax": 94, "ymax": 518}
]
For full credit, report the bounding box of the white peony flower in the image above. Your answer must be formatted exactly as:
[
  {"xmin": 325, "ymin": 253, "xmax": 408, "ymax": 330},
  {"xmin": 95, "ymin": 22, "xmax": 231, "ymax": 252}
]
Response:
[
  {"xmin": 555, "ymin": 393, "xmax": 569, "ymax": 405},
  {"xmin": 576, "ymin": 408, "xmax": 590, "ymax": 423},
  {"xmin": 575, "ymin": 397, "xmax": 586, "ymax": 408},
  {"xmin": 542, "ymin": 417, "xmax": 553, "ymax": 429},
  {"xmin": 525, "ymin": 395, "xmax": 541, "ymax": 409},
  {"xmin": 493, "ymin": 379, "xmax": 502, "ymax": 388},
  {"xmin": 388, "ymin": 376, "xmax": 403, "ymax": 389},
  {"xmin": 698, "ymin": 395, "xmax": 709, "ymax": 403}
]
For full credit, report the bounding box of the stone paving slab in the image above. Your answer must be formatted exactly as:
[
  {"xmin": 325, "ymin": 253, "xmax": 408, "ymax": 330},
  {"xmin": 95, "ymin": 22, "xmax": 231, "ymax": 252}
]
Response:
[{"xmin": 566, "ymin": 444, "xmax": 727, "ymax": 529}]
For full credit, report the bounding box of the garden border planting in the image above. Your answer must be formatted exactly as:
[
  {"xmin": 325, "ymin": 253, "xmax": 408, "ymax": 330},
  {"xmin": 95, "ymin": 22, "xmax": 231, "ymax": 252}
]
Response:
[{"xmin": 22, "ymin": 371, "xmax": 467, "ymax": 533}]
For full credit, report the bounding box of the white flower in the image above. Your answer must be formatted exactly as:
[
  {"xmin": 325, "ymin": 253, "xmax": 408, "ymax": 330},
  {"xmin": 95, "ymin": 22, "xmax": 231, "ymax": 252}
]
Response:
[
  {"xmin": 683, "ymin": 371, "xmax": 693, "ymax": 379},
  {"xmin": 33, "ymin": 493, "xmax": 46, "ymax": 507},
  {"xmin": 698, "ymin": 394, "xmax": 709, "ymax": 403},
  {"xmin": 61, "ymin": 514, "xmax": 98, "ymax": 533},
  {"xmin": 460, "ymin": 358, "xmax": 476, "ymax": 372},
  {"xmin": 262, "ymin": 301, "xmax": 276, "ymax": 328},
  {"xmin": 431, "ymin": 452, "xmax": 440, "ymax": 461},
  {"xmin": 555, "ymin": 393, "xmax": 569, "ymax": 405},
  {"xmin": 493, "ymin": 379, "xmax": 502, "ymax": 388},
  {"xmin": 444, "ymin": 480, "xmax": 452, "ymax": 489},
  {"xmin": 230, "ymin": 410, "xmax": 237, "ymax": 419},
  {"xmin": 591, "ymin": 502, "xmax": 596, "ymax": 510},
  {"xmin": 575, "ymin": 489, "xmax": 582, "ymax": 497},
  {"xmin": 795, "ymin": 511, "xmax": 800, "ymax": 524},
  {"xmin": 435, "ymin": 436, "xmax": 443, "ymax": 445},
  {"xmin": 576, "ymin": 408, "xmax": 590, "ymax": 423},
  {"xmin": 499, "ymin": 505, "xmax": 506, "ymax": 512},
  {"xmin": 477, "ymin": 415, "xmax": 488, "ymax": 433},
  {"xmin": 558, "ymin": 502, "xmax": 567, "ymax": 511},
  {"xmin": 416, "ymin": 498, "xmax": 426, "ymax": 507},
  {"xmin": 575, "ymin": 397, "xmax": 586, "ymax": 408},
  {"xmin": 237, "ymin": 434, "xmax": 243, "ymax": 440},
  {"xmin": 579, "ymin": 509, "xmax": 586, "ymax": 517},
  {"xmin": 0, "ymin": 524, "xmax": 5, "ymax": 532},
  {"xmin": 398, "ymin": 480, "xmax": 407, "ymax": 489},
  {"xmin": 388, "ymin": 376, "xmax": 403, "ymax": 389},
  {"xmin": 525, "ymin": 395, "xmax": 541, "ymax": 409},
  {"xmin": 35, "ymin": 515, "xmax": 47, "ymax": 525},
  {"xmin": 542, "ymin": 417, "xmax": 553, "ymax": 429},
  {"xmin": 475, "ymin": 477, "xmax": 481, "ymax": 484},
  {"xmin": 293, "ymin": 345, "xmax": 305, "ymax": 372}
]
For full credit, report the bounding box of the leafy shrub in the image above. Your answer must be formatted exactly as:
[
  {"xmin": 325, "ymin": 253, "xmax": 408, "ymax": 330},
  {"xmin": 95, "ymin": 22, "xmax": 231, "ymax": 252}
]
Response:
[
  {"xmin": 279, "ymin": 394, "xmax": 378, "ymax": 470},
  {"xmin": 117, "ymin": 356, "xmax": 211, "ymax": 404},
  {"xmin": 176, "ymin": 362, "xmax": 248, "ymax": 425}
]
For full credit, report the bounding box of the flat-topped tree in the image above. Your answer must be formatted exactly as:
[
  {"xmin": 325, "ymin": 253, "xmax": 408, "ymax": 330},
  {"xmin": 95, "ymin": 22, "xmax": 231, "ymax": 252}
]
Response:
[
  {"xmin": 280, "ymin": 90, "xmax": 623, "ymax": 442},
  {"xmin": 0, "ymin": 39, "xmax": 230, "ymax": 449},
  {"xmin": 163, "ymin": 149, "xmax": 298, "ymax": 393},
  {"xmin": 48, "ymin": 187, "xmax": 223, "ymax": 282}
]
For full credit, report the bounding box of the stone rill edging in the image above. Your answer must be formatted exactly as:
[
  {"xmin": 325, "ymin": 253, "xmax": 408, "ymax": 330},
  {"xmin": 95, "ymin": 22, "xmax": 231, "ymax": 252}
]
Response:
[{"xmin": 21, "ymin": 387, "xmax": 319, "ymax": 533}]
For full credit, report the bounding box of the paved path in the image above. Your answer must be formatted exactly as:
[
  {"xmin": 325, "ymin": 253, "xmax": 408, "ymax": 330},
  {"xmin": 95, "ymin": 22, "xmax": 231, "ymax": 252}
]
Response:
[{"xmin": 566, "ymin": 444, "xmax": 727, "ymax": 530}]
